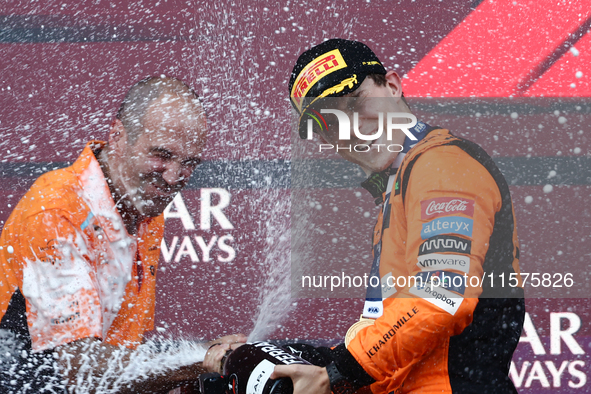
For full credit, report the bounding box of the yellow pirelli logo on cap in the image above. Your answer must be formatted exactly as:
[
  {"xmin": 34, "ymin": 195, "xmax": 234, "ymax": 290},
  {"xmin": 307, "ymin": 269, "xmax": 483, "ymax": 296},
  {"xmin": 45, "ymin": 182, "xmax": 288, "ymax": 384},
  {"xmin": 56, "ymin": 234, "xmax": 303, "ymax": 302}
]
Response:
[{"xmin": 291, "ymin": 49, "xmax": 347, "ymax": 112}]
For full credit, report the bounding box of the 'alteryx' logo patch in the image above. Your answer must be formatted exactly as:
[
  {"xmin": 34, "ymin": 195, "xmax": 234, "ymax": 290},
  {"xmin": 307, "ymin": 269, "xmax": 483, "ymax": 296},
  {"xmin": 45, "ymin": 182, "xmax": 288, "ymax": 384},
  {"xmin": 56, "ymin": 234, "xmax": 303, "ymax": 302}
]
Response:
[{"xmin": 421, "ymin": 216, "xmax": 473, "ymax": 239}]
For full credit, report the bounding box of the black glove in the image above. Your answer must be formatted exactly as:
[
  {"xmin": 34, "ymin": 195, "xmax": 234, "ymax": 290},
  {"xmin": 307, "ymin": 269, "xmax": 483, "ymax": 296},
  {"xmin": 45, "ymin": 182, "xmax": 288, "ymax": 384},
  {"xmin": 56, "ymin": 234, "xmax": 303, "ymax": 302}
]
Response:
[{"xmin": 281, "ymin": 343, "xmax": 375, "ymax": 393}]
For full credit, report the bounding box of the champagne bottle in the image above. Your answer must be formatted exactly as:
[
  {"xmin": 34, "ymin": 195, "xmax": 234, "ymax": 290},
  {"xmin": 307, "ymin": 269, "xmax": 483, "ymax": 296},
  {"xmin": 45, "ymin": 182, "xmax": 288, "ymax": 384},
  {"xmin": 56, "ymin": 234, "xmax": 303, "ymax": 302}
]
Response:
[{"xmin": 222, "ymin": 341, "xmax": 310, "ymax": 394}]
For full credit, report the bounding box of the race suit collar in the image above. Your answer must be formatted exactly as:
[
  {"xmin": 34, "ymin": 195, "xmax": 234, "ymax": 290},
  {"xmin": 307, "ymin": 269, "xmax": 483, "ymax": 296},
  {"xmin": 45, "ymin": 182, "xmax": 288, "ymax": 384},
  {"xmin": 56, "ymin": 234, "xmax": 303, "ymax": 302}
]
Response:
[
  {"xmin": 361, "ymin": 120, "xmax": 434, "ymax": 205},
  {"xmin": 360, "ymin": 167, "xmax": 391, "ymax": 205}
]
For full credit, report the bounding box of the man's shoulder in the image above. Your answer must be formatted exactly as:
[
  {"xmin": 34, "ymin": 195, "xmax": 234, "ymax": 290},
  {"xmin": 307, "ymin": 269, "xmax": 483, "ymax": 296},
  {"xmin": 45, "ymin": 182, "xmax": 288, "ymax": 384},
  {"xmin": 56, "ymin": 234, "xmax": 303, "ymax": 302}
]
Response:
[
  {"xmin": 399, "ymin": 129, "xmax": 501, "ymax": 189},
  {"xmin": 35, "ymin": 165, "xmax": 84, "ymax": 203},
  {"xmin": 409, "ymin": 129, "xmax": 490, "ymax": 166},
  {"xmin": 9, "ymin": 165, "xmax": 89, "ymax": 226},
  {"xmin": 400, "ymin": 130, "xmax": 504, "ymax": 206}
]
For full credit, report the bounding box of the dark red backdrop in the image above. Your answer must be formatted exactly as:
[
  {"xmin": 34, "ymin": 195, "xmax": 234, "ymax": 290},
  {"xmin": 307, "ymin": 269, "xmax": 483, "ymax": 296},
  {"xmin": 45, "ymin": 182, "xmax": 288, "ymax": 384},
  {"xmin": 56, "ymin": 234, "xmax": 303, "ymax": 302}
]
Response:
[{"xmin": 1, "ymin": 1, "xmax": 590, "ymax": 392}]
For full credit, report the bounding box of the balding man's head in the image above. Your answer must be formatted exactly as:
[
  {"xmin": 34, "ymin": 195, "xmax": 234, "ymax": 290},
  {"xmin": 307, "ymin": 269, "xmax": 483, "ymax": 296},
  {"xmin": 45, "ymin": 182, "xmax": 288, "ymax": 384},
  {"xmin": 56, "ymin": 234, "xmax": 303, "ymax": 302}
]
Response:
[
  {"xmin": 104, "ymin": 76, "xmax": 208, "ymax": 220},
  {"xmin": 116, "ymin": 76, "xmax": 204, "ymax": 144}
]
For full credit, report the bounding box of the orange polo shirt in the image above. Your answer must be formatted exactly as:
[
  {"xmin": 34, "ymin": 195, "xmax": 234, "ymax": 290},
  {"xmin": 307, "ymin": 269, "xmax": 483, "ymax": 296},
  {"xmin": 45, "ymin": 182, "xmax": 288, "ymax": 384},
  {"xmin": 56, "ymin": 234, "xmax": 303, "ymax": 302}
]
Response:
[{"xmin": 0, "ymin": 141, "xmax": 164, "ymax": 351}]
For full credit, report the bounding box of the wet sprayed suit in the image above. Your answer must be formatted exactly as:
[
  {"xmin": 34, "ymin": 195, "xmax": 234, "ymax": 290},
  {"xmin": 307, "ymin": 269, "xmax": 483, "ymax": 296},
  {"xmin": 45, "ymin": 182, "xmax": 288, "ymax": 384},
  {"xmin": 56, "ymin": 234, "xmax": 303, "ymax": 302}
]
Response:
[
  {"xmin": 344, "ymin": 128, "xmax": 525, "ymax": 393},
  {"xmin": 0, "ymin": 142, "xmax": 164, "ymax": 392}
]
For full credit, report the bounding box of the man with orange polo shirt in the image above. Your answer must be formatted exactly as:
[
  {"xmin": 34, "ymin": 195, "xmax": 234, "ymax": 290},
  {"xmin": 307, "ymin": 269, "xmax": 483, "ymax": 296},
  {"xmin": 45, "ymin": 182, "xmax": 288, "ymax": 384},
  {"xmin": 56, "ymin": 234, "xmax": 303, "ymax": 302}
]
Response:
[
  {"xmin": 0, "ymin": 76, "xmax": 244, "ymax": 393},
  {"xmin": 271, "ymin": 39, "xmax": 525, "ymax": 393}
]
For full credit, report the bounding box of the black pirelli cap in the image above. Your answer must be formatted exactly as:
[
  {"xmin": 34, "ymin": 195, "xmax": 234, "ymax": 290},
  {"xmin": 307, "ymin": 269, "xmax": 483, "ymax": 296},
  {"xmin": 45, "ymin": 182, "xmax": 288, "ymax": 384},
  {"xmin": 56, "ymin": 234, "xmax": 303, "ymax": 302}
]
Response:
[{"xmin": 288, "ymin": 38, "xmax": 386, "ymax": 138}]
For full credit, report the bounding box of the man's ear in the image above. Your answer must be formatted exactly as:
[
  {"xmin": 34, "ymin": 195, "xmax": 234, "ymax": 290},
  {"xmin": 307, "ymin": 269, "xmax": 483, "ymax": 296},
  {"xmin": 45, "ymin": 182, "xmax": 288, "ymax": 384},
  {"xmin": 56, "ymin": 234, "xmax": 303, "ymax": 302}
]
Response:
[
  {"xmin": 108, "ymin": 119, "xmax": 128, "ymax": 153},
  {"xmin": 385, "ymin": 70, "xmax": 403, "ymax": 97}
]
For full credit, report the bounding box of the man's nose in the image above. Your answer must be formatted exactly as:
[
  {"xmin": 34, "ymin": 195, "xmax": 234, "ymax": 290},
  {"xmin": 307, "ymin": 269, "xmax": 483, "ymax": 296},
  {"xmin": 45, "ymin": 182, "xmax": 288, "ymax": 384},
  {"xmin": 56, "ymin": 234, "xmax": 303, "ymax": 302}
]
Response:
[{"xmin": 162, "ymin": 161, "xmax": 183, "ymax": 185}]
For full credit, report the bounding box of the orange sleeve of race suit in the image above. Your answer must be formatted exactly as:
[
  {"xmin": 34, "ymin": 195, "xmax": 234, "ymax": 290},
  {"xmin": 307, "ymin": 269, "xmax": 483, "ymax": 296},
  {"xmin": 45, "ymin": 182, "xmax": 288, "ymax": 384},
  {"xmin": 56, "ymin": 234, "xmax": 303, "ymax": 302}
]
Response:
[
  {"xmin": 347, "ymin": 146, "xmax": 502, "ymax": 393},
  {"xmin": 12, "ymin": 209, "xmax": 103, "ymax": 352}
]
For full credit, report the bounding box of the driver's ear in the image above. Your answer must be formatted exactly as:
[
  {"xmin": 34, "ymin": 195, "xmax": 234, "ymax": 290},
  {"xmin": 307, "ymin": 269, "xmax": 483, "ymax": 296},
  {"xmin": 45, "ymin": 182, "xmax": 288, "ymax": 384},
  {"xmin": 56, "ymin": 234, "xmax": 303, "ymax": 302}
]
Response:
[{"xmin": 384, "ymin": 70, "xmax": 403, "ymax": 97}]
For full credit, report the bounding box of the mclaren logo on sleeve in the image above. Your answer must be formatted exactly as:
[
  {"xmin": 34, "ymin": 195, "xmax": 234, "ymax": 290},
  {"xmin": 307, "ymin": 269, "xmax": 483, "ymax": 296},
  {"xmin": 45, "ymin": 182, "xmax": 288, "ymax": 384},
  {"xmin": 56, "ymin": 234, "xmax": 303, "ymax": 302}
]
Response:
[{"xmin": 418, "ymin": 234, "xmax": 472, "ymax": 256}]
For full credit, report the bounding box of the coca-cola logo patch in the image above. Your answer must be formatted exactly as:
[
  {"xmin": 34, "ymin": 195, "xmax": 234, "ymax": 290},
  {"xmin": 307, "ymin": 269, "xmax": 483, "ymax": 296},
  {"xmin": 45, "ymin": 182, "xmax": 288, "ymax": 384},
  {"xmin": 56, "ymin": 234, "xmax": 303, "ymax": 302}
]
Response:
[{"xmin": 421, "ymin": 197, "xmax": 475, "ymax": 220}]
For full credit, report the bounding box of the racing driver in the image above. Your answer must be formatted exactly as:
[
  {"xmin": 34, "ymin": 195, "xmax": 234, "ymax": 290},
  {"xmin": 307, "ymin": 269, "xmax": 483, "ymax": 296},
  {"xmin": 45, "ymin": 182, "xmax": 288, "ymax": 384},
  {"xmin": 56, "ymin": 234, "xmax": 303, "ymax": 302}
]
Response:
[{"xmin": 272, "ymin": 39, "xmax": 525, "ymax": 394}]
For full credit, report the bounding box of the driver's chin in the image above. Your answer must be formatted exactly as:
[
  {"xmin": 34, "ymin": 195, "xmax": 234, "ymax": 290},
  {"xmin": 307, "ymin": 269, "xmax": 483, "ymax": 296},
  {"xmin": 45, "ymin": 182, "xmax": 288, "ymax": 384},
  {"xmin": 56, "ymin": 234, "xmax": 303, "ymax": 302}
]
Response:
[{"xmin": 366, "ymin": 155, "xmax": 396, "ymax": 174}]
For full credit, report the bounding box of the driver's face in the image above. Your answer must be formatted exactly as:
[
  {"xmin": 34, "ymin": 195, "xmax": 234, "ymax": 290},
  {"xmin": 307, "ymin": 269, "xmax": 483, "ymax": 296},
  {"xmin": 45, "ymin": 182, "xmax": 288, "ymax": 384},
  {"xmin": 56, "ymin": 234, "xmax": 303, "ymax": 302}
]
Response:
[{"xmin": 315, "ymin": 76, "xmax": 407, "ymax": 174}]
